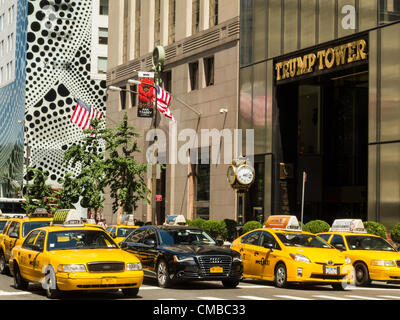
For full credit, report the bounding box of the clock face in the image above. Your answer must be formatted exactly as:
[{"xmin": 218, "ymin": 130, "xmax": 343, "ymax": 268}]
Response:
[
  {"xmin": 153, "ymin": 48, "xmax": 159, "ymax": 65},
  {"xmin": 227, "ymin": 166, "xmax": 236, "ymax": 185},
  {"xmin": 237, "ymin": 166, "xmax": 254, "ymax": 185}
]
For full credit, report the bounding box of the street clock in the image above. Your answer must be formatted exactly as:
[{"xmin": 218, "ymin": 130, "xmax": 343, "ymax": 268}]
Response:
[
  {"xmin": 152, "ymin": 46, "xmax": 165, "ymax": 70},
  {"xmin": 227, "ymin": 159, "xmax": 255, "ymax": 194}
]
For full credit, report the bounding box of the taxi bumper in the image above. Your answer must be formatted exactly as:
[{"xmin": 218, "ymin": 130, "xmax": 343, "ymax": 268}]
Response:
[
  {"xmin": 286, "ymin": 262, "xmax": 351, "ymax": 283},
  {"xmin": 369, "ymin": 266, "xmax": 400, "ymax": 282},
  {"xmin": 55, "ymin": 271, "xmax": 144, "ymax": 291}
]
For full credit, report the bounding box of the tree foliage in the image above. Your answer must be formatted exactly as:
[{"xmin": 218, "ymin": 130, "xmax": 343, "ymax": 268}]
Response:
[{"xmin": 22, "ymin": 168, "xmax": 59, "ymax": 215}]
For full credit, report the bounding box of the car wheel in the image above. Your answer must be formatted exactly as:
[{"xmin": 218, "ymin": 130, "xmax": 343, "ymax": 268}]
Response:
[
  {"xmin": 122, "ymin": 287, "xmax": 139, "ymax": 297},
  {"xmin": 222, "ymin": 279, "xmax": 240, "ymax": 288},
  {"xmin": 274, "ymin": 263, "xmax": 288, "ymax": 288},
  {"xmin": 0, "ymin": 252, "xmax": 9, "ymax": 275},
  {"xmin": 13, "ymin": 263, "xmax": 29, "ymax": 290},
  {"xmin": 44, "ymin": 266, "xmax": 61, "ymax": 299},
  {"xmin": 354, "ymin": 262, "xmax": 370, "ymax": 287},
  {"xmin": 157, "ymin": 259, "xmax": 172, "ymax": 288}
]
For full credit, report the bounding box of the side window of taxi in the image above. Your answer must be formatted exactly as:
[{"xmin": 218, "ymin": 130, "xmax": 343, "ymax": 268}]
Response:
[
  {"xmin": 260, "ymin": 231, "xmax": 280, "ymax": 250},
  {"xmin": 318, "ymin": 234, "xmax": 331, "ymax": 242},
  {"xmin": 34, "ymin": 231, "xmax": 46, "ymax": 252},
  {"xmin": 2, "ymin": 220, "xmax": 11, "ymax": 234},
  {"xmin": 7, "ymin": 222, "xmax": 20, "ymax": 238},
  {"xmin": 125, "ymin": 229, "xmax": 147, "ymax": 243},
  {"xmin": 331, "ymin": 235, "xmax": 346, "ymax": 250},
  {"xmin": 22, "ymin": 230, "xmax": 40, "ymax": 250},
  {"xmin": 241, "ymin": 231, "xmax": 261, "ymax": 245}
]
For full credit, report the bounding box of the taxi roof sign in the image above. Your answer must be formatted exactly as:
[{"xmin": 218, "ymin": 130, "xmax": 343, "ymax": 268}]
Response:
[
  {"xmin": 29, "ymin": 208, "xmax": 51, "ymax": 218},
  {"xmin": 164, "ymin": 215, "xmax": 187, "ymax": 226},
  {"xmin": 330, "ymin": 219, "xmax": 367, "ymax": 233},
  {"xmin": 53, "ymin": 209, "xmax": 83, "ymax": 227},
  {"xmin": 264, "ymin": 215, "xmax": 302, "ymax": 232}
]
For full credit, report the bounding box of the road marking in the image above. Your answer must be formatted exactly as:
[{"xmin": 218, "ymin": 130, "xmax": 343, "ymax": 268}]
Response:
[
  {"xmin": 237, "ymin": 285, "xmax": 274, "ymax": 289},
  {"xmin": 139, "ymin": 286, "xmax": 162, "ymax": 290},
  {"xmin": 157, "ymin": 298, "xmax": 177, "ymax": 300},
  {"xmin": 313, "ymin": 295, "xmax": 354, "ymax": 300},
  {"xmin": 378, "ymin": 295, "xmax": 400, "ymax": 299},
  {"xmin": 237, "ymin": 295, "xmax": 272, "ymax": 300},
  {"xmin": 274, "ymin": 295, "xmax": 312, "ymax": 300},
  {"xmin": 0, "ymin": 290, "xmax": 32, "ymax": 296},
  {"xmin": 198, "ymin": 297, "xmax": 227, "ymax": 300},
  {"xmin": 345, "ymin": 295, "xmax": 386, "ymax": 300}
]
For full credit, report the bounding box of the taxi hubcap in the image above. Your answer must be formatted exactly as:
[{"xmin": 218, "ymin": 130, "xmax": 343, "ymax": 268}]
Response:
[{"xmin": 276, "ymin": 267, "xmax": 286, "ymax": 284}]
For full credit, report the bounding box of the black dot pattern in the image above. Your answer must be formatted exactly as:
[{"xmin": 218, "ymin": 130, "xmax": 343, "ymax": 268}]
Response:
[{"xmin": 24, "ymin": 0, "xmax": 107, "ymax": 184}]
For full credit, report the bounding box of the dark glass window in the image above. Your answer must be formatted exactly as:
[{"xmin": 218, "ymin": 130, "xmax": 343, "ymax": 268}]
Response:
[
  {"xmin": 379, "ymin": 0, "xmax": 400, "ymax": 25},
  {"xmin": 99, "ymin": 28, "xmax": 108, "ymax": 45},
  {"xmin": 22, "ymin": 230, "xmax": 40, "ymax": 249},
  {"xmin": 241, "ymin": 231, "xmax": 261, "ymax": 245},
  {"xmin": 189, "ymin": 61, "xmax": 199, "ymax": 91},
  {"xmin": 125, "ymin": 228, "xmax": 147, "ymax": 243},
  {"xmin": 120, "ymin": 88, "xmax": 127, "ymax": 110},
  {"xmin": 204, "ymin": 56, "xmax": 214, "ymax": 87},
  {"xmin": 239, "ymin": 0, "xmax": 254, "ymax": 66},
  {"xmin": 99, "ymin": 0, "xmax": 109, "ymax": 15}
]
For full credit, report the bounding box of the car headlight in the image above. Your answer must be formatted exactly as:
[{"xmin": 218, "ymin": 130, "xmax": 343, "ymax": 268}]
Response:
[
  {"xmin": 173, "ymin": 255, "xmax": 195, "ymax": 263},
  {"xmin": 233, "ymin": 256, "xmax": 242, "ymax": 262},
  {"xmin": 126, "ymin": 263, "xmax": 142, "ymax": 271},
  {"xmin": 345, "ymin": 257, "xmax": 351, "ymax": 265},
  {"xmin": 289, "ymin": 254, "xmax": 311, "ymax": 264},
  {"xmin": 57, "ymin": 264, "xmax": 87, "ymax": 273},
  {"xmin": 371, "ymin": 260, "xmax": 396, "ymax": 267}
]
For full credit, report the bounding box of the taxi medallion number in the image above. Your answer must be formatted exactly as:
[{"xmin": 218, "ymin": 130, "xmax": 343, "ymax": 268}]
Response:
[
  {"xmin": 324, "ymin": 266, "xmax": 339, "ymax": 275},
  {"xmin": 210, "ymin": 266, "xmax": 223, "ymax": 273}
]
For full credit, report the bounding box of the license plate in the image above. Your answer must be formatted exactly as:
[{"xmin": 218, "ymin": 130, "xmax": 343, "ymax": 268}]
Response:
[
  {"xmin": 210, "ymin": 266, "xmax": 223, "ymax": 273},
  {"xmin": 101, "ymin": 277, "xmax": 117, "ymax": 285},
  {"xmin": 324, "ymin": 266, "xmax": 338, "ymax": 275}
]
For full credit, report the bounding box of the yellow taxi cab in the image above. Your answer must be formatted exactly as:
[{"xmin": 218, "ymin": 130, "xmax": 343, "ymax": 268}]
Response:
[
  {"xmin": 231, "ymin": 215, "xmax": 352, "ymax": 289},
  {"xmin": 317, "ymin": 219, "xmax": 400, "ymax": 286},
  {"xmin": 0, "ymin": 208, "xmax": 53, "ymax": 275},
  {"xmin": 106, "ymin": 224, "xmax": 139, "ymax": 244},
  {"xmin": 9, "ymin": 209, "xmax": 144, "ymax": 299}
]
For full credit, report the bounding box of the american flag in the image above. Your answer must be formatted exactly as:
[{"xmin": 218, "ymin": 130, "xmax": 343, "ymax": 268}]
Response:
[
  {"xmin": 70, "ymin": 99, "xmax": 103, "ymax": 131},
  {"xmin": 153, "ymin": 84, "xmax": 175, "ymax": 122}
]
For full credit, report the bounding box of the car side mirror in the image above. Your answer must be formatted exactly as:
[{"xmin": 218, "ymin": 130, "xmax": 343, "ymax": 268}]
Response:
[
  {"xmin": 120, "ymin": 242, "xmax": 127, "ymax": 248},
  {"xmin": 32, "ymin": 244, "xmax": 42, "ymax": 252},
  {"xmin": 334, "ymin": 244, "xmax": 346, "ymax": 251},
  {"xmin": 263, "ymin": 243, "xmax": 274, "ymax": 250},
  {"xmin": 215, "ymin": 239, "xmax": 224, "ymax": 246},
  {"xmin": 9, "ymin": 232, "xmax": 18, "ymax": 239},
  {"xmin": 144, "ymin": 239, "xmax": 156, "ymax": 247},
  {"xmin": 111, "ymin": 233, "xmax": 117, "ymax": 238}
]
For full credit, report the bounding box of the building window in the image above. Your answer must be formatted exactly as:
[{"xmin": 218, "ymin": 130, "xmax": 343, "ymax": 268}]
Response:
[
  {"xmin": 120, "ymin": 88, "xmax": 127, "ymax": 110},
  {"xmin": 99, "ymin": 0, "xmax": 109, "ymax": 15},
  {"xmin": 97, "ymin": 57, "xmax": 107, "ymax": 74},
  {"xmin": 0, "ymin": 40, "xmax": 3, "ymax": 57},
  {"xmin": 98, "ymin": 27, "xmax": 108, "ymax": 45},
  {"xmin": 204, "ymin": 56, "xmax": 214, "ymax": 87},
  {"xmin": 168, "ymin": 0, "xmax": 176, "ymax": 44},
  {"xmin": 189, "ymin": 61, "xmax": 199, "ymax": 91},
  {"xmin": 209, "ymin": 0, "xmax": 218, "ymax": 28},
  {"xmin": 135, "ymin": 0, "xmax": 141, "ymax": 58},
  {"xmin": 130, "ymin": 85, "xmax": 137, "ymax": 107},
  {"xmin": 193, "ymin": 147, "xmax": 210, "ymax": 220},
  {"xmin": 0, "ymin": 67, "xmax": 3, "ymax": 84},
  {"xmin": 192, "ymin": 0, "xmax": 200, "ymax": 35},
  {"xmin": 154, "ymin": 0, "xmax": 161, "ymax": 46},
  {"xmin": 162, "ymin": 70, "xmax": 172, "ymax": 93},
  {"xmin": 380, "ymin": 0, "xmax": 400, "ymax": 24}
]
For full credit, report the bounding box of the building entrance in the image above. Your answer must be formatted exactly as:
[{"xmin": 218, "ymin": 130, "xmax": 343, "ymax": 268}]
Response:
[{"xmin": 275, "ymin": 66, "xmax": 368, "ymax": 224}]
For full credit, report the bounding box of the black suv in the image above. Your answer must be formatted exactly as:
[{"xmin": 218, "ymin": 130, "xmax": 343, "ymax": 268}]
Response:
[{"xmin": 120, "ymin": 225, "xmax": 243, "ymax": 288}]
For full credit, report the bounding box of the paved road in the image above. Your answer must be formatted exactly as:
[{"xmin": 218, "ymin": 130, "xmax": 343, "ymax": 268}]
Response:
[{"xmin": 0, "ymin": 273, "xmax": 400, "ymax": 300}]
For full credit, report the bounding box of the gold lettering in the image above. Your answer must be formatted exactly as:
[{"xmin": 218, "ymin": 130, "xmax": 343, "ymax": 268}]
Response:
[
  {"xmin": 282, "ymin": 61, "xmax": 290, "ymax": 79},
  {"xmin": 275, "ymin": 62, "xmax": 283, "ymax": 81},
  {"xmin": 325, "ymin": 48, "xmax": 335, "ymax": 69},
  {"xmin": 334, "ymin": 45, "xmax": 347, "ymax": 66},
  {"xmin": 289, "ymin": 59, "xmax": 296, "ymax": 77},
  {"xmin": 307, "ymin": 53, "xmax": 316, "ymax": 73},
  {"xmin": 357, "ymin": 39, "xmax": 367, "ymax": 60},
  {"xmin": 317, "ymin": 50, "xmax": 326, "ymax": 70},
  {"xmin": 347, "ymin": 42, "xmax": 357, "ymax": 63},
  {"xmin": 296, "ymin": 56, "xmax": 308, "ymax": 75}
]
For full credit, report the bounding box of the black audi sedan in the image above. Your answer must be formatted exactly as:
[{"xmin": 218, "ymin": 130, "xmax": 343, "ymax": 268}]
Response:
[{"xmin": 119, "ymin": 225, "xmax": 243, "ymax": 288}]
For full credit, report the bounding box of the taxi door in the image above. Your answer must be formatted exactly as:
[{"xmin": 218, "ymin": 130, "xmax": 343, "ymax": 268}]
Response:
[
  {"xmin": 252, "ymin": 231, "xmax": 280, "ymax": 279},
  {"xmin": 17, "ymin": 230, "xmax": 40, "ymax": 279},
  {"xmin": 239, "ymin": 231, "xmax": 262, "ymax": 277},
  {"xmin": 4, "ymin": 221, "xmax": 21, "ymax": 261},
  {"xmin": 31, "ymin": 231, "xmax": 48, "ymax": 282}
]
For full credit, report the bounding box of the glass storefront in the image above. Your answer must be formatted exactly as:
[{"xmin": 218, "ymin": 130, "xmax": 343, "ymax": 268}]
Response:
[{"xmin": 239, "ymin": 0, "xmax": 400, "ymax": 228}]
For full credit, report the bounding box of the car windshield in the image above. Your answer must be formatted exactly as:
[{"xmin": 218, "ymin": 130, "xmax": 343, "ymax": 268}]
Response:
[
  {"xmin": 346, "ymin": 235, "xmax": 396, "ymax": 251},
  {"xmin": 159, "ymin": 229, "xmax": 216, "ymax": 246},
  {"xmin": 22, "ymin": 221, "xmax": 52, "ymax": 237},
  {"xmin": 47, "ymin": 230, "xmax": 119, "ymax": 251},
  {"xmin": 117, "ymin": 227, "xmax": 135, "ymax": 238},
  {"xmin": 276, "ymin": 233, "xmax": 332, "ymax": 248}
]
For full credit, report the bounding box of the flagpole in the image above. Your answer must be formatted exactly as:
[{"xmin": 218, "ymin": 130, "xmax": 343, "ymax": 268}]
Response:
[{"xmin": 301, "ymin": 171, "xmax": 306, "ymax": 226}]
